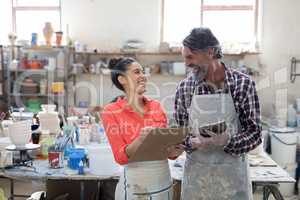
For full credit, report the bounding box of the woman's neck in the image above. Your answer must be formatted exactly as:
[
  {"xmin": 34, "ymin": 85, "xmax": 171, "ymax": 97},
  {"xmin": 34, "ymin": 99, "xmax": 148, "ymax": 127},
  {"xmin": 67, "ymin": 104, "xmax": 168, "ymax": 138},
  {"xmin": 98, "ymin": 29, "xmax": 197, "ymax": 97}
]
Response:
[{"xmin": 126, "ymin": 93, "xmax": 145, "ymax": 116}]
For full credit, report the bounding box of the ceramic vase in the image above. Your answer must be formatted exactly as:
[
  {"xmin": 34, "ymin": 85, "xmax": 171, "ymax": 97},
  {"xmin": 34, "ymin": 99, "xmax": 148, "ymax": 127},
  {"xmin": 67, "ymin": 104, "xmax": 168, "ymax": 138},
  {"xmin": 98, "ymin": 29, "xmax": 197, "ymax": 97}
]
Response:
[{"xmin": 43, "ymin": 22, "xmax": 54, "ymax": 46}]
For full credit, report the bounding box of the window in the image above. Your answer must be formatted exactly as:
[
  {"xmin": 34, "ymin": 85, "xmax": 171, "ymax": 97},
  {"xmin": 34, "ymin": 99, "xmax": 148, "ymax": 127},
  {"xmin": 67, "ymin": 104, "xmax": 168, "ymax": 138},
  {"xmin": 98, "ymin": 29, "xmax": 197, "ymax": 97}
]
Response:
[
  {"xmin": 12, "ymin": 0, "xmax": 61, "ymax": 43},
  {"xmin": 162, "ymin": 0, "xmax": 259, "ymax": 51},
  {"xmin": 0, "ymin": 1, "xmax": 13, "ymax": 44}
]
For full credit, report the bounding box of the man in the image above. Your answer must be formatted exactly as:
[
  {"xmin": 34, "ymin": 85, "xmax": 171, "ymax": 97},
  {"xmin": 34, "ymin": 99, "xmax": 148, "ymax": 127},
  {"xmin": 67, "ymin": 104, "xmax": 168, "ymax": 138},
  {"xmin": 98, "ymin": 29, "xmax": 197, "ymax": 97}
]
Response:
[{"xmin": 174, "ymin": 27, "xmax": 262, "ymax": 200}]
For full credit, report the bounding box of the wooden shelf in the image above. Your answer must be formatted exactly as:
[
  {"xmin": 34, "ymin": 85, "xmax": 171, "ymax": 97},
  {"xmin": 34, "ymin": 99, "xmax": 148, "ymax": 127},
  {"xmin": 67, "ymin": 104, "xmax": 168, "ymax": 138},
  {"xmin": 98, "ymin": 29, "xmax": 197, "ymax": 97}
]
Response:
[
  {"xmin": 8, "ymin": 68, "xmax": 63, "ymax": 73},
  {"xmin": 9, "ymin": 93, "xmax": 65, "ymax": 97},
  {"xmin": 9, "ymin": 93, "xmax": 49, "ymax": 97},
  {"xmin": 9, "ymin": 69, "xmax": 47, "ymax": 73},
  {"xmin": 74, "ymin": 51, "xmax": 259, "ymax": 57}
]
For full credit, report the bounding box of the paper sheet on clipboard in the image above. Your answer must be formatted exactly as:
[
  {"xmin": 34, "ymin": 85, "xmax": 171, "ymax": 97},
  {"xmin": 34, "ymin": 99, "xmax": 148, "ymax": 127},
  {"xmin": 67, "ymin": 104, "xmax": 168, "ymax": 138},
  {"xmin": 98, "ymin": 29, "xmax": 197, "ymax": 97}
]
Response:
[{"xmin": 129, "ymin": 127, "xmax": 189, "ymax": 162}]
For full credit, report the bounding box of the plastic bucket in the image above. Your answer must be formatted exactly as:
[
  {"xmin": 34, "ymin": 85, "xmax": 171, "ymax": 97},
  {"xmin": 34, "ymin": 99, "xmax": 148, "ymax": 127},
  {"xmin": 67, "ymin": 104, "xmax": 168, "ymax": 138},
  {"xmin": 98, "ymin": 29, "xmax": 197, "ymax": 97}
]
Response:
[
  {"xmin": 67, "ymin": 148, "xmax": 85, "ymax": 170},
  {"xmin": 270, "ymin": 127, "xmax": 297, "ymax": 166},
  {"xmin": 279, "ymin": 163, "xmax": 296, "ymax": 197},
  {"xmin": 68, "ymin": 152, "xmax": 84, "ymax": 170},
  {"xmin": 8, "ymin": 120, "xmax": 32, "ymax": 147},
  {"xmin": 86, "ymin": 144, "xmax": 120, "ymax": 175}
]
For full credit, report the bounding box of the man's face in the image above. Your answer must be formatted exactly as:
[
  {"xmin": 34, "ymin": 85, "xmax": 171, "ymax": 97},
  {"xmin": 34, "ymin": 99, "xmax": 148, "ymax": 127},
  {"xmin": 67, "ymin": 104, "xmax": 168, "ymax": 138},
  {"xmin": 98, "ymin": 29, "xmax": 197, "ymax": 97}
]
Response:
[{"xmin": 182, "ymin": 46, "xmax": 211, "ymax": 79}]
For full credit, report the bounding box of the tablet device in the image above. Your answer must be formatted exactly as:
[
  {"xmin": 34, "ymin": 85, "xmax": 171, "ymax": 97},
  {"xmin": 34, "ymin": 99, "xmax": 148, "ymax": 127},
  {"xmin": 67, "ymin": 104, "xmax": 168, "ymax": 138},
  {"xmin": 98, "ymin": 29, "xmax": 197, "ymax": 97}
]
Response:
[{"xmin": 199, "ymin": 121, "xmax": 227, "ymax": 137}]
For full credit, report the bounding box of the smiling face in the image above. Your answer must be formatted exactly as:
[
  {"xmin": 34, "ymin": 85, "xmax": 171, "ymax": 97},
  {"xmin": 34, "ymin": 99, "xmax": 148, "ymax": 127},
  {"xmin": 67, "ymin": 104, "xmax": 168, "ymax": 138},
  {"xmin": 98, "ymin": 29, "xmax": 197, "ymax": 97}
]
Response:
[
  {"xmin": 182, "ymin": 46, "xmax": 214, "ymax": 79},
  {"xmin": 118, "ymin": 62, "xmax": 147, "ymax": 96}
]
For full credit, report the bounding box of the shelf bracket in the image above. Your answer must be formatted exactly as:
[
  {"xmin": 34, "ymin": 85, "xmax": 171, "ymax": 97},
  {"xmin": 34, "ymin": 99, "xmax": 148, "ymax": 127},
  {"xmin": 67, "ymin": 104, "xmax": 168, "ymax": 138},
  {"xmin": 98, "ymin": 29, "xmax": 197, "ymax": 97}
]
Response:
[{"xmin": 290, "ymin": 57, "xmax": 300, "ymax": 83}]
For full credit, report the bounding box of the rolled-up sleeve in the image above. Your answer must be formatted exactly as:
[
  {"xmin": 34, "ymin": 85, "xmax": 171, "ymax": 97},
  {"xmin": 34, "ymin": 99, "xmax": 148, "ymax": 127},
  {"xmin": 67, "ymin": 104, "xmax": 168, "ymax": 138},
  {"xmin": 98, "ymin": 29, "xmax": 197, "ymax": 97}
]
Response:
[
  {"xmin": 101, "ymin": 107, "xmax": 129, "ymax": 165},
  {"xmin": 224, "ymin": 80, "xmax": 262, "ymax": 156}
]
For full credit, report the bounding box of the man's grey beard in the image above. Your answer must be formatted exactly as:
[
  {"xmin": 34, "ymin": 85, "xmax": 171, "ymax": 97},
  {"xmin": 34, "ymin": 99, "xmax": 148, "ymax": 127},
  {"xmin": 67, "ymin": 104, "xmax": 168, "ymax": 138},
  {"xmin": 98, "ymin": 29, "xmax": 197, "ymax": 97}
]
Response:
[{"xmin": 191, "ymin": 64, "xmax": 208, "ymax": 81}]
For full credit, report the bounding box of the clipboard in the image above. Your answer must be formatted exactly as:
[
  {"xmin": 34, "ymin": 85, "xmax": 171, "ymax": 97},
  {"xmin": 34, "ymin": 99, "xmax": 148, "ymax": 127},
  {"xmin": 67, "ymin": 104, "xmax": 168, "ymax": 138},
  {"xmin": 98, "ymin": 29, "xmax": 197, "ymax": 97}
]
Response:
[{"xmin": 129, "ymin": 127, "xmax": 189, "ymax": 162}]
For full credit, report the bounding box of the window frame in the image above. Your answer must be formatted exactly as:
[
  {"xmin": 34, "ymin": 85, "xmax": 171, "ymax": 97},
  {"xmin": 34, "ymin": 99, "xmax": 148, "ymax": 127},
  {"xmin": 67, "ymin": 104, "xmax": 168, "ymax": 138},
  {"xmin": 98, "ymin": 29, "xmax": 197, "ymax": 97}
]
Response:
[
  {"xmin": 11, "ymin": 0, "xmax": 62, "ymax": 34},
  {"xmin": 161, "ymin": 0, "xmax": 259, "ymax": 46}
]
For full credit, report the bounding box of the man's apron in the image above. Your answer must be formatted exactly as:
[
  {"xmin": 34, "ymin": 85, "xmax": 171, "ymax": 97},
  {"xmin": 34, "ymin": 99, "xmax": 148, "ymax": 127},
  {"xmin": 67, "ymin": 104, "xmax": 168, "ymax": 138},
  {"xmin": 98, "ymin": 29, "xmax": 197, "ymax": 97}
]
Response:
[
  {"xmin": 181, "ymin": 89, "xmax": 253, "ymax": 200},
  {"xmin": 115, "ymin": 160, "xmax": 173, "ymax": 200}
]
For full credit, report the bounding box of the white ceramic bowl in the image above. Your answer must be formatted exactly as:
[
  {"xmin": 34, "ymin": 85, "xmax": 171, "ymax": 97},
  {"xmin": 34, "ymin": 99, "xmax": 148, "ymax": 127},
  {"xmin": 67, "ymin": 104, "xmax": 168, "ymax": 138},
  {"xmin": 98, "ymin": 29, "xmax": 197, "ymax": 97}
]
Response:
[{"xmin": 8, "ymin": 120, "xmax": 32, "ymax": 147}]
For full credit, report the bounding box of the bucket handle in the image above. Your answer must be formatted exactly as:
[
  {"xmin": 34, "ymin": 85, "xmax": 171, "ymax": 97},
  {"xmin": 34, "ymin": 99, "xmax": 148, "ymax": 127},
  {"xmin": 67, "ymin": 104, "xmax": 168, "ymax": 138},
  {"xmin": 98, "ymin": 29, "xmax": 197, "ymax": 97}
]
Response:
[{"xmin": 272, "ymin": 134, "xmax": 297, "ymax": 146}]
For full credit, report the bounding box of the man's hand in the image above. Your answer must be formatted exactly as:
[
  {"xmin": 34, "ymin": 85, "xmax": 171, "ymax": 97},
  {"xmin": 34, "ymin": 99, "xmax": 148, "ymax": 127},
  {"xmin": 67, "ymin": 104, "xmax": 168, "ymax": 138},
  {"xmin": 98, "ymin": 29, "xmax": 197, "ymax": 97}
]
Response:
[
  {"xmin": 190, "ymin": 130, "xmax": 230, "ymax": 149},
  {"xmin": 167, "ymin": 145, "xmax": 184, "ymax": 158}
]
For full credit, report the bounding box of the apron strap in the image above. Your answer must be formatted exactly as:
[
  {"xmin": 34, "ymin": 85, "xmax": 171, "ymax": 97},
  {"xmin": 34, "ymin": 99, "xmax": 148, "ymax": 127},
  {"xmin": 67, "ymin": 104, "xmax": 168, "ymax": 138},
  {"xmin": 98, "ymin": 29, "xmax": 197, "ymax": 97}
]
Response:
[
  {"xmin": 124, "ymin": 169, "xmax": 128, "ymax": 200},
  {"xmin": 132, "ymin": 183, "xmax": 173, "ymax": 196}
]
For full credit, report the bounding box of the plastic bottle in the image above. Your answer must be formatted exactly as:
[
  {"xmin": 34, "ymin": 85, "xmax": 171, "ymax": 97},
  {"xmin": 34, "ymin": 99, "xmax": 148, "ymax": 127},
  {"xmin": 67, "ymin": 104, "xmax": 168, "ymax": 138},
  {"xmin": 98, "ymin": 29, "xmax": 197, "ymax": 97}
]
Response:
[
  {"xmin": 99, "ymin": 126, "xmax": 108, "ymax": 144},
  {"xmin": 57, "ymin": 51, "xmax": 64, "ymax": 69},
  {"xmin": 78, "ymin": 160, "xmax": 84, "ymax": 175},
  {"xmin": 75, "ymin": 127, "xmax": 80, "ymax": 143},
  {"xmin": 287, "ymin": 104, "xmax": 297, "ymax": 127},
  {"xmin": 39, "ymin": 134, "xmax": 55, "ymax": 159},
  {"xmin": 90, "ymin": 117, "xmax": 100, "ymax": 143}
]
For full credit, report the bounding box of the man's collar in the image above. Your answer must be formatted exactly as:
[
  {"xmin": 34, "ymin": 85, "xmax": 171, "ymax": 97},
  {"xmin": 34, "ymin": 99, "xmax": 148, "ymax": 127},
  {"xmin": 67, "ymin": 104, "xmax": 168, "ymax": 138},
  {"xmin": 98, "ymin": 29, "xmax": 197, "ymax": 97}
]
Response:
[{"xmin": 191, "ymin": 62, "xmax": 234, "ymax": 87}]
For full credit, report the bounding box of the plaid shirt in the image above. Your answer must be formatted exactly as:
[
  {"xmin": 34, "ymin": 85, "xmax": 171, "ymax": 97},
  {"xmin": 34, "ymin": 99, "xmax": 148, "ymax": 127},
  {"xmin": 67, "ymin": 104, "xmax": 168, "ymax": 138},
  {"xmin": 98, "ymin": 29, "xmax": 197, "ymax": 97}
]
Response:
[{"xmin": 174, "ymin": 64, "xmax": 262, "ymax": 156}]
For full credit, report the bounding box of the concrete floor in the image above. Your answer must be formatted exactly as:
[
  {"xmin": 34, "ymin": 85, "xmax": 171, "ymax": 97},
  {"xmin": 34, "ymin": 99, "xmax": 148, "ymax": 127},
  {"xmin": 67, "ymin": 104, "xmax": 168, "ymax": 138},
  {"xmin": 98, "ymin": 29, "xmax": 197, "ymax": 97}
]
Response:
[{"xmin": 0, "ymin": 180, "xmax": 299, "ymax": 200}]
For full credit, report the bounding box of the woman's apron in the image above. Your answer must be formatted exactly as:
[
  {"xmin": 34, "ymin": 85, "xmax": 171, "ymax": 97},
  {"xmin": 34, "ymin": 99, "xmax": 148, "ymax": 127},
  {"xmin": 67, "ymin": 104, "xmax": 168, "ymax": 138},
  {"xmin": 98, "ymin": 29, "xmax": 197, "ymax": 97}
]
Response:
[
  {"xmin": 181, "ymin": 88, "xmax": 253, "ymax": 200},
  {"xmin": 115, "ymin": 160, "xmax": 173, "ymax": 200}
]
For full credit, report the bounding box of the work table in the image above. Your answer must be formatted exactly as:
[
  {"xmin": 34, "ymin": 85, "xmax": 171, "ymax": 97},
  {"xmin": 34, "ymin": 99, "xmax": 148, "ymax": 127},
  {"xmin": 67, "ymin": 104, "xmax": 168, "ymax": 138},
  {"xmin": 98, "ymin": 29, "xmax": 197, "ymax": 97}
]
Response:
[{"xmin": 0, "ymin": 151, "xmax": 295, "ymax": 200}]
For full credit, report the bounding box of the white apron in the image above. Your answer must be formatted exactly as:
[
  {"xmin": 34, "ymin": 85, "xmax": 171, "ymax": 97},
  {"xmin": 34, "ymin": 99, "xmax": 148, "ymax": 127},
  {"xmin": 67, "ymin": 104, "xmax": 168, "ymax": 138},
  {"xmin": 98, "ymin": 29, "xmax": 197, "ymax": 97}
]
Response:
[
  {"xmin": 181, "ymin": 89, "xmax": 253, "ymax": 200},
  {"xmin": 115, "ymin": 160, "xmax": 173, "ymax": 200}
]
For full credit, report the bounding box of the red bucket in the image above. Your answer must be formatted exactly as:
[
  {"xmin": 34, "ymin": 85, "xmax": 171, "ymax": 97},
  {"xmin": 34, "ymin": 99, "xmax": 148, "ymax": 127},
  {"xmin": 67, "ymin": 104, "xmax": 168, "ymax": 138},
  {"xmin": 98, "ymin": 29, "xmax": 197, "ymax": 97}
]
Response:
[{"xmin": 48, "ymin": 151, "xmax": 63, "ymax": 168}]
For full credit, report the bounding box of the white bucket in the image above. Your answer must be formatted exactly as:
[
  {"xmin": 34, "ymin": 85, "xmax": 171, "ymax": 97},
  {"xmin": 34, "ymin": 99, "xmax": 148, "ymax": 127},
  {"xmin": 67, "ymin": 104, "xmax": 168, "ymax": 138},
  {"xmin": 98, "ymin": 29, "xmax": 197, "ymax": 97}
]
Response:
[
  {"xmin": 279, "ymin": 163, "xmax": 296, "ymax": 197},
  {"xmin": 8, "ymin": 120, "xmax": 32, "ymax": 147},
  {"xmin": 270, "ymin": 127, "xmax": 297, "ymax": 166},
  {"xmin": 86, "ymin": 144, "xmax": 120, "ymax": 176}
]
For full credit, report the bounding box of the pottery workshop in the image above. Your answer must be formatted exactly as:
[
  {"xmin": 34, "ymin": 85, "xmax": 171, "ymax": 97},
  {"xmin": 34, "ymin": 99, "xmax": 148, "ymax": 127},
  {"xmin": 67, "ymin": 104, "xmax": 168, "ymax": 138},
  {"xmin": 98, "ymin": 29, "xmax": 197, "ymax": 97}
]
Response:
[{"xmin": 0, "ymin": 0, "xmax": 300, "ymax": 200}]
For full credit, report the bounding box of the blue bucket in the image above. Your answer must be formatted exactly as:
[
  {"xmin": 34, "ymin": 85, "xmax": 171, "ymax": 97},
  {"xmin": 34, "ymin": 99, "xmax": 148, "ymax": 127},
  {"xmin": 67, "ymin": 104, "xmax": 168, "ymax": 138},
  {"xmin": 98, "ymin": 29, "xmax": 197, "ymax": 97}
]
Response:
[{"xmin": 67, "ymin": 148, "xmax": 86, "ymax": 170}]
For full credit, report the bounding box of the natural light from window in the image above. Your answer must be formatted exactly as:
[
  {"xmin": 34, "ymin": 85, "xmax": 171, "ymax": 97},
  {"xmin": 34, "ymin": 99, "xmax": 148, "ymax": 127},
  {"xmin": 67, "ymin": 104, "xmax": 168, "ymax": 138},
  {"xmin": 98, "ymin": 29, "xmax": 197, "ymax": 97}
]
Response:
[
  {"xmin": 163, "ymin": 0, "xmax": 258, "ymax": 51},
  {"xmin": 163, "ymin": 0, "xmax": 200, "ymax": 46},
  {"xmin": 15, "ymin": 10, "xmax": 61, "ymax": 43},
  {"xmin": 9, "ymin": 0, "xmax": 61, "ymax": 44},
  {"xmin": 0, "ymin": 1, "xmax": 13, "ymax": 44}
]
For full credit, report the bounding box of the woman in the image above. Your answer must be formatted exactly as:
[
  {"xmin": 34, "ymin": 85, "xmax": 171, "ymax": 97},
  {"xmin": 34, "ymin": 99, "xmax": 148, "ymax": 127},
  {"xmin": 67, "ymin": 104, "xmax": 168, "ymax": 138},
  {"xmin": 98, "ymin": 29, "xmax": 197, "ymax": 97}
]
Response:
[{"xmin": 101, "ymin": 57, "xmax": 181, "ymax": 200}]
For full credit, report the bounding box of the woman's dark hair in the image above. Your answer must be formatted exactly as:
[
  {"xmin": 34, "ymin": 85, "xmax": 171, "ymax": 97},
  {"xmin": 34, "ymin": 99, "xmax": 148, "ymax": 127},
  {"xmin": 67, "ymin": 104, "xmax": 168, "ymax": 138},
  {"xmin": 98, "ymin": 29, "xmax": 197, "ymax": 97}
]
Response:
[{"xmin": 108, "ymin": 57, "xmax": 136, "ymax": 91}]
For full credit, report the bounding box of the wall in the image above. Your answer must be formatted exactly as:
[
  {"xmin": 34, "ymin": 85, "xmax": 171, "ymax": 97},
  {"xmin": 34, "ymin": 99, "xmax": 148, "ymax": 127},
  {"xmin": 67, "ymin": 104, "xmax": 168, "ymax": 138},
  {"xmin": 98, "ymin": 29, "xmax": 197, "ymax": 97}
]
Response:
[
  {"xmin": 0, "ymin": 0, "xmax": 12, "ymax": 43},
  {"xmin": 257, "ymin": 0, "xmax": 300, "ymax": 124},
  {"xmin": 70, "ymin": 53, "xmax": 257, "ymax": 121},
  {"xmin": 71, "ymin": 74, "xmax": 184, "ymax": 120},
  {"xmin": 3, "ymin": 0, "xmax": 296, "ymax": 122},
  {"xmin": 61, "ymin": 0, "xmax": 161, "ymax": 51}
]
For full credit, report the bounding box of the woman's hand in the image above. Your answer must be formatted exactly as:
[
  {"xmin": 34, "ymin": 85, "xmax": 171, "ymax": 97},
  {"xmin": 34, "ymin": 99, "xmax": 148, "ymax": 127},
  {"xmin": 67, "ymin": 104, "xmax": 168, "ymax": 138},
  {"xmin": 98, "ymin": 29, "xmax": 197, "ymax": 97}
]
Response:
[{"xmin": 125, "ymin": 127, "xmax": 153, "ymax": 158}]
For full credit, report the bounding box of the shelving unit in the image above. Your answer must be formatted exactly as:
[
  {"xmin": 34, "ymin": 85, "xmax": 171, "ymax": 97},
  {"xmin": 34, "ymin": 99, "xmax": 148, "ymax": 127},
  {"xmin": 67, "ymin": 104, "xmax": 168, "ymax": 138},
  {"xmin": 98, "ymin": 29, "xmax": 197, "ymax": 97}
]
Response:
[
  {"xmin": 63, "ymin": 50, "xmax": 260, "ymax": 107},
  {"xmin": 0, "ymin": 46, "xmax": 7, "ymax": 113},
  {"xmin": 290, "ymin": 57, "xmax": 300, "ymax": 83},
  {"xmin": 1, "ymin": 45, "xmax": 72, "ymax": 114}
]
